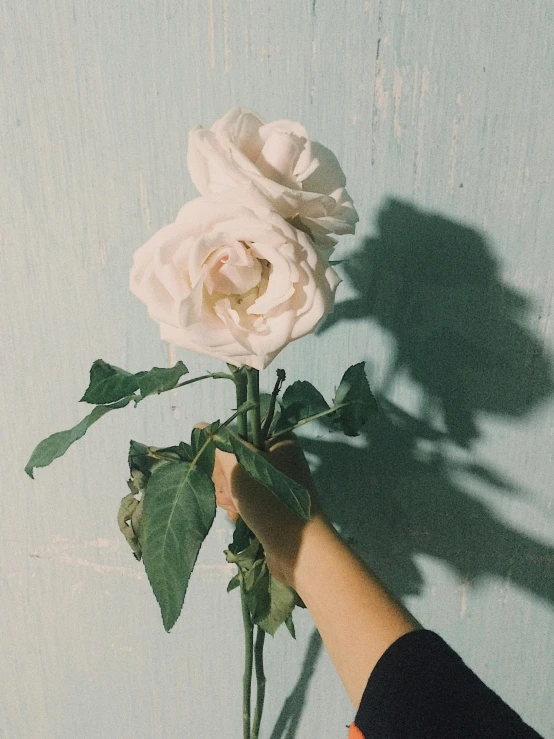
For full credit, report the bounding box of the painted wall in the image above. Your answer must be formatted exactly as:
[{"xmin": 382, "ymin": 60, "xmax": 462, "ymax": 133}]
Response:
[{"xmin": 2, "ymin": 1, "xmax": 553, "ymax": 736}]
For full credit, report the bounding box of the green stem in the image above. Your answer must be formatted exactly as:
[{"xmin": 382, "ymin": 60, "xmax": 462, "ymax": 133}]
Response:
[
  {"xmin": 246, "ymin": 368, "xmax": 262, "ymax": 450},
  {"xmin": 133, "ymin": 372, "xmax": 232, "ymax": 403},
  {"xmin": 230, "ymin": 364, "xmax": 267, "ymax": 739},
  {"xmin": 260, "ymin": 369, "xmax": 286, "ymax": 445},
  {"xmin": 240, "ymin": 578, "xmax": 254, "ymax": 739},
  {"xmin": 266, "ymin": 401, "xmax": 355, "ymax": 442},
  {"xmin": 251, "ymin": 627, "xmax": 266, "ymax": 739},
  {"xmin": 231, "ymin": 366, "xmax": 249, "ymax": 442},
  {"xmin": 231, "ymin": 364, "xmax": 254, "ymax": 739},
  {"xmin": 245, "ymin": 366, "xmax": 267, "ymax": 739}
]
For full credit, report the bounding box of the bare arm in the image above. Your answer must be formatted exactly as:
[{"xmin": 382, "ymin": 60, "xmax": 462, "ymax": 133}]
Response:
[{"xmin": 206, "ymin": 428, "xmax": 421, "ymax": 710}]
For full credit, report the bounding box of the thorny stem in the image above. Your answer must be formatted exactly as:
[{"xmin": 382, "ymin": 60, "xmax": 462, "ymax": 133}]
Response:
[
  {"xmin": 246, "ymin": 368, "xmax": 263, "ymax": 449},
  {"xmin": 230, "ymin": 365, "xmax": 267, "ymax": 738},
  {"xmin": 260, "ymin": 369, "xmax": 286, "ymax": 445},
  {"xmin": 244, "ymin": 367, "xmax": 267, "ymax": 738}
]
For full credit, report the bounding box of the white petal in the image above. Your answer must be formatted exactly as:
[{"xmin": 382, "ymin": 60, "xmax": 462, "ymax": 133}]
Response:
[{"xmin": 253, "ymin": 129, "xmax": 305, "ymax": 188}]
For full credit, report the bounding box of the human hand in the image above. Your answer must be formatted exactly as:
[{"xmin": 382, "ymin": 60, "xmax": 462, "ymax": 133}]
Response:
[
  {"xmin": 194, "ymin": 423, "xmax": 321, "ymax": 584},
  {"xmin": 194, "ymin": 423, "xmax": 320, "ymax": 519}
]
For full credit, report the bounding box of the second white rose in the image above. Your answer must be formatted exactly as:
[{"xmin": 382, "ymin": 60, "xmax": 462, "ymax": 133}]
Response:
[
  {"xmin": 187, "ymin": 107, "xmax": 359, "ymax": 256},
  {"xmin": 129, "ymin": 187, "xmax": 342, "ymax": 370}
]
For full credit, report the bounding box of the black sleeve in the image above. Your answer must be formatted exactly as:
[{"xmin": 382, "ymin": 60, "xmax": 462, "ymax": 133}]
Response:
[{"xmin": 352, "ymin": 629, "xmax": 544, "ymax": 739}]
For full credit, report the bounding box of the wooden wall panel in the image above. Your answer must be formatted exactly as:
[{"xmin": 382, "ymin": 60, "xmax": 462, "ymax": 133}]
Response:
[{"xmin": 2, "ymin": 1, "xmax": 553, "ymax": 736}]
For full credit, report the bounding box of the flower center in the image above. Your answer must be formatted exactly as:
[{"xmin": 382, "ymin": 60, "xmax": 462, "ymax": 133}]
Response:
[{"xmin": 205, "ymin": 241, "xmax": 262, "ymax": 296}]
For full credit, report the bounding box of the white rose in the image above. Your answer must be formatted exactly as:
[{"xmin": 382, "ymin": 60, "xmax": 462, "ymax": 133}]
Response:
[
  {"xmin": 129, "ymin": 187, "xmax": 341, "ymax": 370},
  {"xmin": 187, "ymin": 107, "xmax": 358, "ymax": 257}
]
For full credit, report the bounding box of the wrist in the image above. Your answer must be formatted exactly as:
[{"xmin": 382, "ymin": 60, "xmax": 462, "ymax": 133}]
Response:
[{"xmin": 260, "ymin": 508, "xmax": 329, "ymax": 590}]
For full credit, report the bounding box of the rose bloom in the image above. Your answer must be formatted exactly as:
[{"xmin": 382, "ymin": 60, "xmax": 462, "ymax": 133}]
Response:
[
  {"xmin": 187, "ymin": 107, "xmax": 358, "ymax": 257},
  {"xmin": 129, "ymin": 187, "xmax": 341, "ymax": 370}
]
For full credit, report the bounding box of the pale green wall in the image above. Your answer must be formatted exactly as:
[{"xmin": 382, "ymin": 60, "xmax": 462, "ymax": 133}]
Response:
[{"xmin": 2, "ymin": 1, "xmax": 554, "ymax": 737}]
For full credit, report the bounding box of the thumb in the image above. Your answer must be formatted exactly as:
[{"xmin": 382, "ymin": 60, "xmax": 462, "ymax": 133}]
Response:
[{"xmin": 194, "ymin": 421, "xmax": 210, "ymax": 430}]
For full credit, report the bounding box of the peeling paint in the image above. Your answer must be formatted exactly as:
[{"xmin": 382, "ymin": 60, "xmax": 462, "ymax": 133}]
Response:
[
  {"xmin": 223, "ymin": 0, "xmax": 230, "ymax": 72},
  {"xmin": 448, "ymin": 92, "xmax": 463, "ymax": 194},
  {"xmin": 393, "ymin": 67, "xmax": 403, "ymax": 140},
  {"xmin": 138, "ymin": 171, "xmax": 151, "ymax": 232},
  {"xmin": 207, "ymin": 0, "xmax": 215, "ymax": 69},
  {"xmin": 373, "ymin": 63, "xmax": 389, "ymax": 118}
]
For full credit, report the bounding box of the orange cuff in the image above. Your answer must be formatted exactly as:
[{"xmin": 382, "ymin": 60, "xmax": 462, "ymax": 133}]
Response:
[{"xmin": 348, "ymin": 722, "xmax": 365, "ymax": 739}]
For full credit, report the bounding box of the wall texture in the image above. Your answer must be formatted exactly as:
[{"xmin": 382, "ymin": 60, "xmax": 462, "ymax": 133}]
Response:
[{"xmin": 2, "ymin": 1, "xmax": 554, "ymax": 737}]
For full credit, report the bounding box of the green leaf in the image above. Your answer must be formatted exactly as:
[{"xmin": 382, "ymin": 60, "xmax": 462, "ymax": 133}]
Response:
[
  {"xmin": 128, "ymin": 439, "xmax": 150, "ymax": 469},
  {"xmin": 285, "ymin": 613, "xmax": 296, "ymax": 639},
  {"xmin": 80, "ymin": 360, "xmax": 143, "ymax": 404},
  {"xmin": 153, "ymin": 441, "xmax": 195, "ymax": 463},
  {"xmin": 126, "ymin": 439, "xmax": 192, "ymax": 497},
  {"xmin": 227, "ymin": 573, "xmax": 241, "ymax": 593},
  {"xmin": 243, "ymin": 558, "xmax": 271, "ymax": 622},
  {"xmin": 80, "ymin": 359, "xmax": 189, "ymax": 405},
  {"xmin": 140, "ymin": 461, "xmax": 216, "ymax": 632},
  {"xmin": 228, "ymin": 516, "xmax": 256, "ymax": 556},
  {"xmin": 191, "ymin": 426, "xmax": 216, "ymax": 479},
  {"xmin": 228, "ymin": 431, "xmax": 311, "ymax": 520},
  {"xmin": 293, "ymin": 591, "xmax": 306, "ymax": 609},
  {"xmin": 256, "ymin": 573, "xmax": 297, "ymax": 636},
  {"xmin": 224, "ymin": 519, "xmax": 298, "ymax": 637},
  {"xmin": 25, "ymin": 397, "xmax": 132, "ymax": 478},
  {"xmin": 211, "ymin": 424, "xmax": 234, "ymax": 453},
  {"xmin": 137, "ymin": 361, "xmax": 189, "ymax": 399},
  {"xmin": 332, "ymin": 362, "xmax": 378, "ymax": 436},
  {"xmin": 225, "ymin": 533, "xmax": 261, "ymax": 569},
  {"xmin": 274, "ymin": 381, "xmax": 330, "ymax": 433}
]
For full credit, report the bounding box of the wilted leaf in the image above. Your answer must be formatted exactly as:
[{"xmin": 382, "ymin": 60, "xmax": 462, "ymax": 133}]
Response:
[
  {"xmin": 243, "ymin": 558, "xmax": 271, "ymax": 622},
  {"xmin": 225, "ymin": 533, "xmax": 261, "ymax": 570},
  {"xmin": 118, "ymin": 492, "xmax": 143, "ymax": 560},
  {"xmin": 256, "ymin": 573, "xmax": 297, "ymax": 637}
]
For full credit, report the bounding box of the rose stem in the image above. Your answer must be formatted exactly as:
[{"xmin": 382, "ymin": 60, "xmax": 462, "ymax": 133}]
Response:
[
  {"xmin": 251, "ymin": 628, "xmax": 266, "ymax": 739},
  {"xmin": 260, "ymin": 369, "xmax": 286, "ymax": 445},
  {"xmin": 233, "ymin": 366, "xmax": 249, "ymax": 443},
  {"xmin": 240, "ymin": 576, "xmax": 254, "ymax": 739},
  {"xmin": 245, "ymin": 366, "xmax": 267, "ymax": 738},
  {"xmin": 246, "ymin": 367, "xmax": 263, "ymax": 449},
  {"xmin": 230, "ymin": 364, "xmax": 254, "ymax": 738}
]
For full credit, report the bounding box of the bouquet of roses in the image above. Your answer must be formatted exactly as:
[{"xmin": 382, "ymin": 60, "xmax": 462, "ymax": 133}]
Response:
[{"xmin": 25, "ymin": 107, "xmax": 377, "ymax": 738}]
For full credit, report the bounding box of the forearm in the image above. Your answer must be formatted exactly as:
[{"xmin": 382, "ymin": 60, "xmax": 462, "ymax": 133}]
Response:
[
  {"xmin": 231, "ymin": 469, "xmax": 421, "ymax": 709},
  {"xmin": 289, "ymin": 511, "xmax": 421, "ymax": 708}
]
